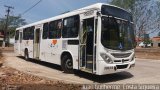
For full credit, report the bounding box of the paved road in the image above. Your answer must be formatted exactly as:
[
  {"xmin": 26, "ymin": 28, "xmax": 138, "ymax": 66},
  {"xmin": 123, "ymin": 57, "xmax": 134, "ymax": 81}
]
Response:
[{"xmin": 3, "ymin": 52, "xmax": 160, "ymax": 84}]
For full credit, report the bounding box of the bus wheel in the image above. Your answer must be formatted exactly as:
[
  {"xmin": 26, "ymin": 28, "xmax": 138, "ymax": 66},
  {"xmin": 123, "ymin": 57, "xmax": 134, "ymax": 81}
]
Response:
[
  {"xmin": 24, "ymin": 49, "xmax": 29, "ymax": 60},
  {"xmin": 61, "ymin": 55, "xmax": 73, "ymax": 73}
]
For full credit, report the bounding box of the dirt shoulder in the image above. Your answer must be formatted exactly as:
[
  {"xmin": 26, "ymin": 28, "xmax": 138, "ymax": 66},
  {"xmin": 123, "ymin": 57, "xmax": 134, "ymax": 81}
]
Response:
[
  {"xmin": 0, "ymin": 66, "xmax": 81, "ymax": 90},
  {"xmin": 0, "ymin": 50, "xmax": 4, "ymax": 67},
  {"xmin": 135, "ymin": 48, "xmax": 160, "ymax": 60},
  {"xmin": 0, "ymin": 49, "xmax": 81, "ymax": 90},
  {"xmin": 0, "ymin": 47, "xmax": 14, "ymax": 53}
]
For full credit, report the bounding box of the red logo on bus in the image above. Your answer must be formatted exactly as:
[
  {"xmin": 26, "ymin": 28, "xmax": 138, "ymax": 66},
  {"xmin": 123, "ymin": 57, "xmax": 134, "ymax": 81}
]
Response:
[{"xmin": 52, "ymin": 40, "xmax": 57, "ymax": 45}]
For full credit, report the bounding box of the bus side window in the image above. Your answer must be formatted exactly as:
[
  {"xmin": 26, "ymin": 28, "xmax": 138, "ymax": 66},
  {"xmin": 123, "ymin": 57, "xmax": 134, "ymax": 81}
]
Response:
[
  {"xmin": 49, "ymin": 21, "xmax": 56, "ymax": 39},
  {"xmin": 23, "ymin": 27, "xmax": 34, "ymax": 40},
  {"xmin": 56, "ymin": 20, "xmax": 62, "ymax": 38},
  {"xmin": 62, "ymin": 15, "xmax": 80, "ymax": 38},
  {"xmin": 23, "ymin": 29, "xmax": 26, "ymax": 40},
  {"xmin": 30, "ymin": 26, "xmax": 35, "ymax": 40},
  {"xmin": 23, "ymin": 28, "xmax": 29, "ymax": 40},
  {"xmin": 43, "ymin": 23, "xmax": 49, "ymax": 39},
  {"xmin": 48, "ymin": 20, "xmax": 62, "ymax": 39}
]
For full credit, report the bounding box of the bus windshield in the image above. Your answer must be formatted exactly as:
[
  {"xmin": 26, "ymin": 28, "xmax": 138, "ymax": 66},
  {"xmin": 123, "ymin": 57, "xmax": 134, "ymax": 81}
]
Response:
[{"xmin": 101, "ymin": 16, "xmax": 135, "ymax": 50}]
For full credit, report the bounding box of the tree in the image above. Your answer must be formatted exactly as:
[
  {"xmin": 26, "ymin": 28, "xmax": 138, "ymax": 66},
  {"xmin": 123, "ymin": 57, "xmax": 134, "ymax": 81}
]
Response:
[
  {"xmin": 143, "ymin": 34, "xmax": 152, "ymax": 47},
  {"xmin": 0, "ymin": 15, "xmax": 27, "ymax": 37},
  {"xmin": 135, "ymin": 0, "xmax": 160, "ymax": 38},
  {"xmin": 110, "ymin": 0, "xmax": 160, "ymax": 39},
  {"xmin": 111, "ymin": 0, "xmax": 135, "ymax": 11}
]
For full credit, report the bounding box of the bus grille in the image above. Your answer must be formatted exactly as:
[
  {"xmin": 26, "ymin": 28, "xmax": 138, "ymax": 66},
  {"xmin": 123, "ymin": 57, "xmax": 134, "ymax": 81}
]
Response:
[
  {"xmin": 116, "ymin": 64, "xmax": 128, "ymax": 69},
  {"xmin": 114, "ymin": 59, "xmax": 129, "ymax": 63},
  {"xmin": 111, "ymin": 53, "xmax": 131, "ymax": 58}
]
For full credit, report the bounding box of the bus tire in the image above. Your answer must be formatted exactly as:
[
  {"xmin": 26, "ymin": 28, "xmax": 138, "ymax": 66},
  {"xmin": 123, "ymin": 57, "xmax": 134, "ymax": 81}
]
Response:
[
  {"xmin": 24, "ymin": 49, "xmax": 29, "ymax": 60},
  {"xmin": 61, "ymin": 55, "xmax": 73, "ymax": 73}
]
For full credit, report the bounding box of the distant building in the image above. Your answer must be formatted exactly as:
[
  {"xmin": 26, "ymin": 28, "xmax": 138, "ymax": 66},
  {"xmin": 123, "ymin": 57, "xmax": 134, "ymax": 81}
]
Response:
[
  {"xmin": 135, "ymin": 37, "xmax": 143, "ymax": 47},
  {"xmin": 0, "ymin": 31, "xmax": 4, "ymax": 40},
  {"xmin": 0, "ymin": 31, "xmax": 4, "ymax": 46},
  {"xmin": 136, "ymin": 36, "xmax": 160, "ymax": 48},
  {"xmin": 151, "ymin": 36, "xmax": 160, "ymax": 47}
]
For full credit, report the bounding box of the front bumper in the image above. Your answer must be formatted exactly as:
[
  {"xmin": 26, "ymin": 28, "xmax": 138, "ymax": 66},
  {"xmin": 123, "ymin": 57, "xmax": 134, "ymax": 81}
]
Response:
[{"xmin": 97, "ymin": 59, "xmax": 135, "ymax": 75}]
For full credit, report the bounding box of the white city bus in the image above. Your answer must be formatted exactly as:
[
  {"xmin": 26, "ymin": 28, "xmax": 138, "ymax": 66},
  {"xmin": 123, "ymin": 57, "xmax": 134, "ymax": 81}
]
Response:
[{"xmin": 14, "ymin": 3, "xmax": 135, "ymax": 75}]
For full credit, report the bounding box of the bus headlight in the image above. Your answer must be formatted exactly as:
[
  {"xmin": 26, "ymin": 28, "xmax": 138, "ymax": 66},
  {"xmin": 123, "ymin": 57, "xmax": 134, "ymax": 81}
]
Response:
[{"xmin": 100, "ymin": 53, "xmax": 113, "ymax": 64}]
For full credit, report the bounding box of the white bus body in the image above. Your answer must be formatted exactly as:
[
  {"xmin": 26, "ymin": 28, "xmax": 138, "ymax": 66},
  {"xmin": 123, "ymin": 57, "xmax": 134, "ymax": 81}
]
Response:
[{"xmin": 14, "ymin": 3, "xmax": 135, "ymax": 75}]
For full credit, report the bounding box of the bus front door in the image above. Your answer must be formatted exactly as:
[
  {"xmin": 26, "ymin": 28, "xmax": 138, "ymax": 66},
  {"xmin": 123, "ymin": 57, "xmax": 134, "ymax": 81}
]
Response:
[
  {"xmin": 80, "ymin": 18, "xmax": 96, "ymax": 72},
  {"xmin": 33, "ymin": 28, "xmax": 40, "ymax": 59}
]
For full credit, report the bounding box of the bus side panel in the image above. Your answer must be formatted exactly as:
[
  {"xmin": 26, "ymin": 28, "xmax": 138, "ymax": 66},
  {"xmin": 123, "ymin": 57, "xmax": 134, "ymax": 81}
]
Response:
[
  {"xmin": 39, "ymin": 39, "xmax": 46, "ymax": 61},
  {"xmin": 21, "ymin": 40, "xmax": 25, "ymax": 56},
  {"xmin": 40, "ymin": 39, "xmax": 61, "ymax": 65},
  {"xmin": 28, "ymin": 40, "xmax": 34, "ymax": 58},
  {"xmin": 14, "ymin": 30, "xmax": 22, "ymax": 56},
  {"xmin": 67, "ymin": 44, "xmax": 79, "ymax": 70},
  {"xmin": 56, "ymin": 39, "xmax": 62, "ymax": 65},
  {"xmin": 39, "ymin": 39, "xmax": 49, "ymax": 62},
  {"xmin": 21, "ymin": 40, "xmax": 33, "ymax": 58}
]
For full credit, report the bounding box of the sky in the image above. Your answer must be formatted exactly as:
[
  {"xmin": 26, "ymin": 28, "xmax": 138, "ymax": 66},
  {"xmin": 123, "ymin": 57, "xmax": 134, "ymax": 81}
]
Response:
[
  {"xmin": 0, "ymin": 0, "xmax": 110, "ymax": 23},
  {"xmin": 0, "ymin": 0, "xmax": 159, "ymax": 37}
]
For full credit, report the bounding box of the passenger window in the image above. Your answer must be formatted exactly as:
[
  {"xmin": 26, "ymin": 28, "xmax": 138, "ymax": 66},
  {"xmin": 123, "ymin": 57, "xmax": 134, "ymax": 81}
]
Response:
[
  {"xmin": 30, "ymin": 26, "xmax": 35, "ymax": 40},
  {"xmin": 43, "ymin": 23, "xmax": 49, "ymax": 39},
  {"xmin": 62, "ymin": 15, "xmax": 80, "ymax": 38},
  {"xmin": 23, "ymin": 27, "xmax": 35, "ymax": 40},
  {"xmin": 48, "ymin": 20, "xmax": 62, "ymax": 39},
  {"xmin": 23, "ymin": 28, "xmax": 29, "ymax": 40},
  {"xmin": 55, "ymin": 20, "xmax": 62, "ymax": 38},
  {"xmin": 49, "ymin": 21, "xmax": 56, "ymax": 39}
]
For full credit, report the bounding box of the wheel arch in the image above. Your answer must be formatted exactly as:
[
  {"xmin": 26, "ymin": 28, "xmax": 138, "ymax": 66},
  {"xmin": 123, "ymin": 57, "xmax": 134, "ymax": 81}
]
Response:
[
  {"xmin": 24, "ymin": 48, "xmax": 28, "ymax": 52},
  {"xmin": 24, "ymin": 48, "xmax": 29, "ymax": 60},
  {"xmin": 24, "ymin": 48, "xmax": 29, "ymax": 55},
  {"xmin": 60, "ymin": 51, "xmax": 73, "ymax": 65}
]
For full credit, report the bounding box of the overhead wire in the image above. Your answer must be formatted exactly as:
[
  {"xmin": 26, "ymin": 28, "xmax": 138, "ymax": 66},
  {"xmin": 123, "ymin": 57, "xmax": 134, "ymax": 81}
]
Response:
[{"xmin": 21, "ymin": 0, "xmax": 42, "ymax": 16}]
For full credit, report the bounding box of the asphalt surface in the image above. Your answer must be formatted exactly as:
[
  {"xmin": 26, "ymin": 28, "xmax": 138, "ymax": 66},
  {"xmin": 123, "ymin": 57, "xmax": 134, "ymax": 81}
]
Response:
[{"xmin": 3, "ymin": 52, "xmax": 160, "ymax": 84}]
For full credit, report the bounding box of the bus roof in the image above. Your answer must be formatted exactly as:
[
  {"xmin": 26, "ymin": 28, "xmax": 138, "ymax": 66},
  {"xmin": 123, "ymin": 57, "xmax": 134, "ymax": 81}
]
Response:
[{"xmin": 16, "ymin": 3, "xmax": 129, "ymax": 30}]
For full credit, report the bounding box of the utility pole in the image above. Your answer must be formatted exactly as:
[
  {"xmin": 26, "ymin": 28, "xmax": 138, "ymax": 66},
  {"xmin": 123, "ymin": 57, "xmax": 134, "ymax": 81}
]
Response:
[{"xmin": 3, "ymin": 5, "xmax": 14, "ymax": 47}]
